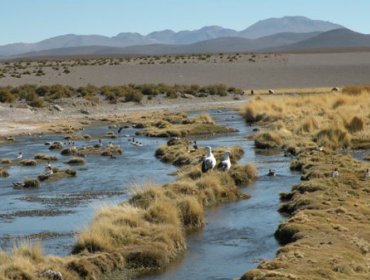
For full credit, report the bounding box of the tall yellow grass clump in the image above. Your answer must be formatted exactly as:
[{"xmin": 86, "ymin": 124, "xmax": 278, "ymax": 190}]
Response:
[
  {"xmin": 242, "ymin": 88, "xmax": 370, "ymax": 150},
  {"xmin": 70, "ymin": 165, "xmax": 256, "ymax": 276},
  {"xmin": 315, "ymin": 128, "xmax": 351, "ymax": 149}
]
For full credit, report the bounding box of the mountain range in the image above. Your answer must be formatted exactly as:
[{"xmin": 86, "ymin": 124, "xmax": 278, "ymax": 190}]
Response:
[{"xmin": 1, "ymin": 16, "xmax": 369, "ymax": 58}]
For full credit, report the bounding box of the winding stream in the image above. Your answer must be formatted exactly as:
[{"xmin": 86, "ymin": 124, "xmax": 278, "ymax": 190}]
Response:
[
  {"xmin": 0, "ymin": 109, "xmax": 300, "ymax": 279},
  {"xmin": 142, "ymin": 110, "xmax": 300, "ymax": 280}
]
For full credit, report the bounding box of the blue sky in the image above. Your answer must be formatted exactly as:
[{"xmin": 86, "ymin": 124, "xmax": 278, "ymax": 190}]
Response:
[{"xmin": 1, "ymin": 0, "xmax": 370, "ymax": 45}]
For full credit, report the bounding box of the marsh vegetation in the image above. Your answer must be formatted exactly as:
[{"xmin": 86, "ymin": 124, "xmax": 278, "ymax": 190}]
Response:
[{"xmin": 241, "ymin": 86, "xmax": 370, "ymax": 280}]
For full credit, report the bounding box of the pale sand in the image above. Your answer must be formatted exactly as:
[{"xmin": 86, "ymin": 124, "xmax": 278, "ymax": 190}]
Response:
[{"xmin": 1, "ymin": 52, "xmax": 370, "ymax": 88}]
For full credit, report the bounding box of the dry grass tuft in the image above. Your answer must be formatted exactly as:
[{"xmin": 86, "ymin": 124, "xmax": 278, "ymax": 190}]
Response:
[
  {"xmin": 136, "ymin": 112, "xmax": 236, "ymax": 137},
  {"xmin": 177, "ymin": 196, "xmax": 204, "ymax": 230},
  {"xmin": 49, "ymin": 142, "xmax": 64, "ymax": 150},
  {"xmin": 0, "ymin": 168, "xmax": 9, "ymax": 177},
  {"xmin": 229, "ymin": 164, "xmax": 258, "ymax": 186},
  {"xmin": 345, "ymin": 116, "xmax": 364, "ymax": 133},
  {"xmin": 23, "ymin": 179, "xmax": 40, "ymax": 188},
  {"xmin": 34, "ymin": 153, "xmax": 58, "ymax": 161},
  {"xmin": 242, "ymin": 89, "xmax": 370, "ymax": 150},
  {"xmin": 101, "ymin": 146, "xmax": 123, "ymax": 157},
  {"xmin": 193, "ymin": 114, "xmax": 215, "ymax": 124},
  {"xmin": 296, "ymin": 117, "xmax": 320, "ymax": 134},
  {"xmin": 254, "ymin": 131, "xmax": 284, "ymax": 149},
  {"xmin": 315, "ymin": 128, "xmax": 351, "ymax": 149},
  {"xmin": 38, "ymin": 168, "xmax": 77, "ymax": 181},
  {"xmin": 19, "ymin": 160, "xmax": 37, "ymax": 166},
  {"xmin": 66, "ymin": 157, "xmax": 86, "ymax": 165},
  {"xmin": 61, "ymin": 147, "xmax": 78, "ymax": 156}
]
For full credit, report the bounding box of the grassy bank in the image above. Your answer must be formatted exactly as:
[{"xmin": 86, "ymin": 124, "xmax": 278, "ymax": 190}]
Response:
[
  {"xmin": 241, "ymin": 86, "xmax": 370, "ymax": 280},
  {"xmin": 0, "ymin": 112, "xmax": 257, "ymax": 279},
  {"xmin": 243, "ymin": 85, "xmax": 370, "ymax": 151}
]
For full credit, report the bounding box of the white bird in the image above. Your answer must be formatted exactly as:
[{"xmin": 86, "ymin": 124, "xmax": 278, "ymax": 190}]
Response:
[
  {"xmin": 44, "ymin": 166, "xmax": 53, "ymax": 177},
  {"xmin": 218, "ymin": 151, "xmax": 231, "ymax": 171},
  {"xmin": 314, "ymin": 146, "xmax": 324, "ymax": 152},
  {"xmin": 17, "ymin": 152, "xmax": 23, "ymax": 159},
  {"xmin": 202, "ymin": 146, "xmax": 216, "ymax": 173},
  {"xmin": 332, "ymin": 168, "xmax": 339, "ymax": 178}
]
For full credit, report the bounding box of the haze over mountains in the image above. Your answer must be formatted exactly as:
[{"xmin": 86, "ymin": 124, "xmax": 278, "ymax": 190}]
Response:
[{"xmin": 1, "ymin": 16, "xmax": 369, "ymax": 58}]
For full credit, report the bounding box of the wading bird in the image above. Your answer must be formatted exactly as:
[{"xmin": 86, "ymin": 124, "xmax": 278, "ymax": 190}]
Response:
[
  {"xmin": 218, "ymin": 151, "xmax": 231, "ymax": 171},
  {"xmin": 202, "ymin": 146, "xmax": 216, "ymax": 173}
]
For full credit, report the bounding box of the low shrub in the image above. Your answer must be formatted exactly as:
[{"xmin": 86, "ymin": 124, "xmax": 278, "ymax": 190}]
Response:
[
  {"xmin": 66, "ymin": 157, "xmax": 86, "ymax": 165},
  {"xmin": 0, "ymin": 167, "xmax": 9, "ymax": 177},
  {"xmin": 23, "ymin": 179, "xmax": 40, "ymax": 188},
  {"xmin": 20, "ymin": 160, "xmax": 37, "ymax": 166},
  {"xmin": 345, "ymin": 116, "xmax": 364, "ymax": 133}
]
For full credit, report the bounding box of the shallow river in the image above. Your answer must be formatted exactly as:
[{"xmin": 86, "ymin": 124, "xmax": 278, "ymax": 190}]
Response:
[
  {"xmin": 141, "ymin": 111, "xmax": 300, "ymax": 280},
  {"xmin": 0, "ymin": 109, "xmax": 300, "ymax": 279}
]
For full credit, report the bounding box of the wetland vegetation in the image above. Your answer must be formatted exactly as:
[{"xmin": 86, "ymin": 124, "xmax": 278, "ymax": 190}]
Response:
[
  {"xmin": 0, "ymin": 85, "xmax": 369, "ymax": 280},
  {"xmin": 241, "ymin": 85, "xmax": 370, "ymax": 280}
]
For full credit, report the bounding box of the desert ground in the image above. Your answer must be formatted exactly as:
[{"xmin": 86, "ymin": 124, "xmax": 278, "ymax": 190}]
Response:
[{"xmin": 1, "ymin": 52, "xmax": 370, "ymax": 88}]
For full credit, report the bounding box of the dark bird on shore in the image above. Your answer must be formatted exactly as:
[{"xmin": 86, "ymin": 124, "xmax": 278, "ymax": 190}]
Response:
[
  {"xmin": 193, "ymin": 140, "xmax": 198, "ymax": 150},
  {"xmin": 218, "ymin": 151, "xmax": 231, "ymax": 171},
  {"xmin": 118, "ymin": 127, "xmax": 124, "ymax": 133},
  {"xmin": 202, "ymin": 146, "xmax": 216, "ymax": 173}
]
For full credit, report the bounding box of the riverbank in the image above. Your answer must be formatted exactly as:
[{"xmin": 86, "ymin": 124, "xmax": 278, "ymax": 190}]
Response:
[
  {"xmin": 0, "ymin": 95, "xmax": 248, "ymax": 138},
  {"xmin": 241, "ymin": 86, "xmax": 370, "ymax": 279}
]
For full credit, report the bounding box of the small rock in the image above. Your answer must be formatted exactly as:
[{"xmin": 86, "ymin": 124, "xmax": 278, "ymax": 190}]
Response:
[
  {"xmin": 80, "ymin": 109, "xmax": 90, "ymax": 115},
  {"xmin": 182, "ymin": 93, "xmax": 195, "ymax": 99},
  {"xmin": 331, "ymin": 87, "xmax": 340, "ymax": 92},
  {"xmin": 53, "ymin": 105, "xmax": 64, "ymax": 112}
]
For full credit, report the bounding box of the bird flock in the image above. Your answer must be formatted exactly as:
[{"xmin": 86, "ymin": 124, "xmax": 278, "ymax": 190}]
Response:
[{"xmin": 201, "ymin": 146, "xmax": 231, "ymax": 173}]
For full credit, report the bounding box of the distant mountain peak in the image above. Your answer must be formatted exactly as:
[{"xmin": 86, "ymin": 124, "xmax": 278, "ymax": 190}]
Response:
[
  {"xmin": 0, "ymin": 16, "xmax": 349, "ymax": 57},
  {"xmin": 240, "ymin": 16, "xmax": 343, "ymax": 39}
]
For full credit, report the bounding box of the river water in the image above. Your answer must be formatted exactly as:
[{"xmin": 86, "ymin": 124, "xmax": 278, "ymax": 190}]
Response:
[{"xmin": 0, "ymin": 109, "xmax": 300, "ymax": 279}]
